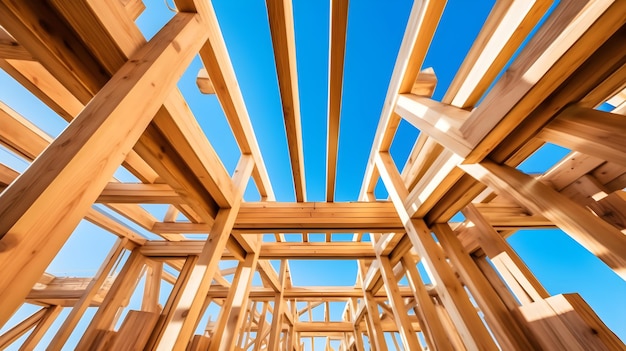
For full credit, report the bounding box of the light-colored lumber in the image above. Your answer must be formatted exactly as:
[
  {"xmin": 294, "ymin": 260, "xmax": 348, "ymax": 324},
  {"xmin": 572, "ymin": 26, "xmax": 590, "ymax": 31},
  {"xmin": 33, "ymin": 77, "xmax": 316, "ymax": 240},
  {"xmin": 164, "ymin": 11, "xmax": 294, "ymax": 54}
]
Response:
[
  {"xmin": 0, "ymin": 12, "xmax": 204, "ymax": 327},
  {"xmin": 97, "ymin": 183, "xmax": 182, "ymax": 204},
  {"xmin": 395, "ymin": 94, "xmax": 471, "ymax": 157},
  {"xmin": 325, "ymin": 0, "xmax": 349, "ymax": 202},
  {"xmin": 18, "ymin": 305, "xmax": 62, "ymax": 350},
  {"xmin": 461, "ymin": 161, "xmax": 626, "ymax": 280},
  {"xmin": 268, "ymin": 260, "xmax": 288, "ymax": 351},
  {"xmin": 460, "ymin": 0, "xmax": 623, "ymax": 152},
  {"xmin": 360, "ymin": 291, "xmax": 387, "ymax": 351},
  {"xmin": 0, "ymin": 307, "xmax": 47, "ymax": 349},
  {"xmin": 539, "ymin": 105, "xmax": 626, "ymax": 167},
  {"xmin": 462, "ymin": 204, "xmax": 549, "ymax": 304},
  {"xmin": 0, "ymin": 26, "xmax": 32, "ymax": 60},
  {"xmin": 401, "ymin": 254, "xmax": 454, "ymax": 351},
  {"xmin": 141, "ymin": 241, "xmax": 376, "ymax": 259},
  {"xmin": 433, "ymin": 223, "xmax": 538, "ymax": 350},
  {"xmin": 196, "ymin": 67, "xmax": 215, "ymax": 94},
  {"xmin": 442, "ymin": 0, "xmax": 551, "ymax": 108},
  {"xmin": 360, "ymin": 0, "xmax": 447, "ymax": 200},
  {"xmin": 155, "ymin": 155, "xmax": 254, "ymax": 350},
  {"xmin": 377, "ymin": 256, "xmax": 422, "ymax": 351},
  {"xmin": 47, "ymin": 239, "xmax": 128, "ymax": 351},
  {"xmin": 209, "ymin": 252, "xmax": 260, "ymax": 351},
  {"xmin": 376, "ymin": 150, "xmax": 499, "ymax": 350},
  {"xmin": 174, "ymin": 0, "xmax": 275, "ymax": 201},
  {"xmin": 266, "ymin": 0, "xmax": 306, "ymax": 202}
]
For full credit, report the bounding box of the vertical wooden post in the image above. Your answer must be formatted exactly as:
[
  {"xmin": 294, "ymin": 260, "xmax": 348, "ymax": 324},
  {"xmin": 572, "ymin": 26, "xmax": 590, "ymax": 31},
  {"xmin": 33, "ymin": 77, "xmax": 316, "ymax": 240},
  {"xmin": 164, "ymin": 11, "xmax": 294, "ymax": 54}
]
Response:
[
  {"xmin": 361, "ymin": 292, "xmax": 387, "ymax": 351},
  {"xmin": 268, "ymin": 260, "xmax": 288, "ymax": 351},
  {"xmin": 253, "ymin": 302, "xmax": 269, "ymax": 351},
  {"xmin": 401, "ymin": 254, "xmax": 455, "ymax": 351},
  {"xmin": 144, "ymin": 256, "xmax": 199, "ymax": 350},
  {"xmin": 209, "ymin": 251, "xmax": 260, "ymax": 351},
  {"xmin": 377, "ymin": 255, "xmax": 422, "ymax": 350},
  {"xmin": 142, "ymin": 261, "xmax": 163, "ymax": 313}
]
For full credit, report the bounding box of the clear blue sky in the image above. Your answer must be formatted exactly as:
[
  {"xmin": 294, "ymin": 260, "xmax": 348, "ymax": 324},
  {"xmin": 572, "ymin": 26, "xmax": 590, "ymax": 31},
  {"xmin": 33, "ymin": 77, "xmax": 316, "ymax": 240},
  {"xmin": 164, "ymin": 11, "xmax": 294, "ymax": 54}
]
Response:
[{"xmin": 0, "ymin": 0, "xmax": 624, "ymax": 349}]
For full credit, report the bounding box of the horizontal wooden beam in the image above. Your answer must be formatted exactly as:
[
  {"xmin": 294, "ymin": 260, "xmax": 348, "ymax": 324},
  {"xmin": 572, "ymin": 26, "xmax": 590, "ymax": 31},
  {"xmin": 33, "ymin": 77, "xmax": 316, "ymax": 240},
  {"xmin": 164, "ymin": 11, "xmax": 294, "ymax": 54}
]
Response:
[
  {"xmin": 97, "ymin": 183, "xmax": 182, "ymax": 204},
  {"xmin": 539, "ymin": 105, "xmax": 626, "ymax": 167},
  {"xmin": 151, "ymin": 201, "xmax": 405, "ymax": 233},
  {"xmin": 395, "ymin": 94, "xmax": 472, "ymax": 157},
  {"xmin": 206, "ymin": 286, "xmax": 419, "ymax": 300},
  {"xmin": 141, "ymin": 241, "xmax": 376, "ymax": 259}
]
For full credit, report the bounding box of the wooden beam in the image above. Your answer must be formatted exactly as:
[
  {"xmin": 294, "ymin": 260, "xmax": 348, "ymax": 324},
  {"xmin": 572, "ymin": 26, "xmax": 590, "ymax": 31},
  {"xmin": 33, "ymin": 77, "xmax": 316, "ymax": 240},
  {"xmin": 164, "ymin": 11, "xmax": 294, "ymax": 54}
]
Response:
[
  {"xmin": 361, "ymin": 290, "xmax": 388, "ymax": 351},
  {"xmin": 0, "ymin": 26, "xmax": 33, "ymax": 60},
  {"xmin": 0, "ymin": 102, "xmax": 165, "ymax": 243},
  {"xmin": 326, "ymin": 0, "xmax": 349, "ymax": 202},
  {"xmin": 461, "ymin": 161, "xmax": 626, "ymax": 280},
  {"xmin": 442, "ymin": 0, "xmax": 551, "ymax": 108},
  {"xmin": 20, "ymin": 305, "xmax": 63, "ymax": 350},
  {"xmin": 144, "ymin": 256, "xmax": 199, "ymax": 350},
  {"xmin": 377, "ymin": 256, "xmax": 422, "ymax": 350},
  {"xmin": 0, "ymin": 12, "xmax": 205, "ymax": 327},
  {"xmin": 76, "ymin": 249, "xmax": 147, "ymax": 349},
  {"xmin": 433, "ymin": 223, "xmax": 537, "ymax": 350},
  {"xmin": 401, "ymin": 254, "xmax": 454, "ymax": 351},
  {"xmin": 539, "ymin": 105, "xmax": 626, "ymax": 167},
  {"xmin": 209, "ymin": 251, "xmax": 260, "ymax": 351},
  {"xmin": 196, "ymin": 67, "xmax": 215, "ymax": 94},
  {"xmin": 155, "ymin": 155, "xmax": 254, "ymax": 350},
  {"xmin": 359, "ymin": 0, "xmax": 447, "ymax": 200},
  {"xmin": 97, "ymin": 183, "xmax": 182, "ymax": 204},
  {"xmin": 151, "ymin": 201, "xmax": 404, "ymax": 233},
  {"xmin": 268, "ymin": 260, "xmax": 288, "ymax": 350},
  {"xmin": 175, "ymin": 0, "xmax": 275, "ymax": 200},
  {"xmin": 460, "ymin": 0, "xmax": 623, "ymax": 154},
  {"xmin": 141, "ymin": 241, "xmax": 376, "ymax": 259},
  {"xmin": 204, "ymin": 286, "xmax": 417, "ymax": 300},
  {"xmin": 47, "ymin": 239, "xmax": 128, "ymax": 350},
  {"xmin": 375, "ymin": 149, "xmax": 499, "ymax": 350},
  {"xmin": 462, "ymin": 204, "xmax": 549, "ymax": 304},
  {"xmin": 395, "ymin": 94, "xmax": 472, "ymax": 157},
  {"xmin": 0, "ymin": 0, "xmax": 108, "ymax": 103},
  {"xmin": 266, "ymin": 0, "xmax": 306, "ymax": 202},
  {"xmin": 0, "ymin": 307, "xmax": 47, "ymax": 349}
]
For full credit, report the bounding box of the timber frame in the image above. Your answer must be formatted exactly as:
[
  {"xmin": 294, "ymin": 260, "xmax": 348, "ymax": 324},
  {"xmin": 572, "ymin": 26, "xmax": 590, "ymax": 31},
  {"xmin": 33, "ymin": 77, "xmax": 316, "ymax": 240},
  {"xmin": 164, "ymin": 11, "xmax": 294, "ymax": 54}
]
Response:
[{"xmin": 0, "ymin": 0, "xmax": 626, "ymax": 350}]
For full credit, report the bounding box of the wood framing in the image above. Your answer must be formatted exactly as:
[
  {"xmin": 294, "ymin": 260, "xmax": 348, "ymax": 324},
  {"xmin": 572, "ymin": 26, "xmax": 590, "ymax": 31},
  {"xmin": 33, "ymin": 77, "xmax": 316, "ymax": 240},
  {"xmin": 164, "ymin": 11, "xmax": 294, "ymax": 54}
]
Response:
[{"xmin": 1, "ymin": 0, "xmax": 625, "ymax": 350}]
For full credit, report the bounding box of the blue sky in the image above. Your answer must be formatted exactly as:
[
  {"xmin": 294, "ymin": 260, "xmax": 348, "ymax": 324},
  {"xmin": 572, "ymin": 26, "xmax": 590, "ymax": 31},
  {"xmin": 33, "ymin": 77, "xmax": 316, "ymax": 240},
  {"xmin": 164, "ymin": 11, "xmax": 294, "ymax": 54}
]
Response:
[{"xmin": 0, "ymin": 0, "xmax": 625, "ymax": 349}]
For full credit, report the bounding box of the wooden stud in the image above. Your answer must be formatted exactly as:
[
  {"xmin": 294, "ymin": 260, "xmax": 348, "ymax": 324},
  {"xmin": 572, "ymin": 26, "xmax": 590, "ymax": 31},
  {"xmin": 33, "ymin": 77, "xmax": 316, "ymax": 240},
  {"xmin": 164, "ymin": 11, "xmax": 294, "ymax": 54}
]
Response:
[
  {"xmin": 377, "ymin": 255, "xmax": 422, "ymax": 350},
  {"xmin": 209, "ymin": 251, "xmax": 260, "ymax": 351}
]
